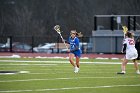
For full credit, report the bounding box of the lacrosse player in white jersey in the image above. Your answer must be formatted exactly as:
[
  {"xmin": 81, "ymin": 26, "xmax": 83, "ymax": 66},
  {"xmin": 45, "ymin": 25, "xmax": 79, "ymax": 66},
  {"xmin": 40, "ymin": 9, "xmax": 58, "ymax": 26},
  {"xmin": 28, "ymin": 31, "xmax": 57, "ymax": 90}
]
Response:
[{"xmin": 117, "ymin": 32, "xmax": 140, "ymax": 74}]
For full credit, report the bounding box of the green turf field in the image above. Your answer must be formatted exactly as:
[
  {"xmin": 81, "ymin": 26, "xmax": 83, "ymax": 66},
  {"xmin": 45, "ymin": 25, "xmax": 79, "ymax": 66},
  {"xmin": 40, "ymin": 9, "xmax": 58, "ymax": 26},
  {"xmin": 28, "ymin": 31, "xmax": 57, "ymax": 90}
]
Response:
[{"xmin": 0, "ymin": 58, "xmax": 140, "ymax": 93}]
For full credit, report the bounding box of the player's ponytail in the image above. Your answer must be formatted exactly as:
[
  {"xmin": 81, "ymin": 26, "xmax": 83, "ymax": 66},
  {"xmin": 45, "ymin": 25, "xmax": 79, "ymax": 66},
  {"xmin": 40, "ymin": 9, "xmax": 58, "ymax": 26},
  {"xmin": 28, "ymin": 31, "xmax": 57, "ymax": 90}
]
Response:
[
  {"xmin": 76, "ymin": 32, "xmax": 83, "ymax": 37},
  {"xmin": 125, "ymin": 32, "xmax": 133, "ymax": 38}
]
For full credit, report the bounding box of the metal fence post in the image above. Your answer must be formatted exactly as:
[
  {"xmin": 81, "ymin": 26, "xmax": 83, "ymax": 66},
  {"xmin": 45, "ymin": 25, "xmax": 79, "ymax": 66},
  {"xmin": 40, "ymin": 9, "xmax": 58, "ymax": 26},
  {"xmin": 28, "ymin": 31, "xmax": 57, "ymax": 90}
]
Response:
[
  {"xmin": 31, "ymin": 36, "xmax": 34, "ymax": 53},
  {"xmin": 111, "ymin": 16, "xmax": 114, "ymax": 31},
  {"xmin": 9, "ymin": 36, "xmax": 12, "ymax": 52},
  {"xmin": 133, "ymin": 16, "xmax": 136, "ymax": 31},
  {"xmin": 57, "ymin": 36, "xmax": 60, "ymax": 53},
  {"xmin": 127, "ymin": 16, "xmax": 130, "ymax": 30},
  {"xmin": 94, "ymin": 16, "xmax": 97, "ymax": 31}
]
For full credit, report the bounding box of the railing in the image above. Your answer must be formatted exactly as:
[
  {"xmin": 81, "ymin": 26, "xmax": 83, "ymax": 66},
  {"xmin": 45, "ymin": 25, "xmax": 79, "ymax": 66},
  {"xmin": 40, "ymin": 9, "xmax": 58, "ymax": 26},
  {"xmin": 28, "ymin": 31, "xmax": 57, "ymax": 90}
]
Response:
[
  {"xmin": 94, "ymin": 15, "xmax": 140, "ymax": 31},
  {"xmin": 0, "ymin": 35, "xmax": 134, "ymax": 54}
]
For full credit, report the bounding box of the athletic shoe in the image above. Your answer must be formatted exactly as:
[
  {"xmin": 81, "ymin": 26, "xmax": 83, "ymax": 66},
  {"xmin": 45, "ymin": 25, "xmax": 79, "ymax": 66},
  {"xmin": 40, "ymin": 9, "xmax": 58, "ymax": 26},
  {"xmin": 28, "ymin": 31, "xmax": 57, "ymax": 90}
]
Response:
[
  {"xmin": 77, "ymin": 68, "xmax": 80, "ymax": 72},
  {"xmin": 117, "ymin": 72, "xmax": 125, "ymax": 74},
  {"xmin": 74, "ymin": 67, "xmax": 77, "ymax": 73},
  {"xmin": 136, "ymin": 71, "xmax": 140, "ymax": 74},
  {"xmin": 74, "ymin": 67, "xmax": 79, "ymax": 73}
]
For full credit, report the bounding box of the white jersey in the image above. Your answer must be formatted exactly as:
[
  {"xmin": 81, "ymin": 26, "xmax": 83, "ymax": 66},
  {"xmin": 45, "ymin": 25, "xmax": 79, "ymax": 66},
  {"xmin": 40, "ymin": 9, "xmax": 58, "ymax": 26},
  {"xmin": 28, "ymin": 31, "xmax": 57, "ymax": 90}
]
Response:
[{"xmin": 123, "ymin": 38, "xmax": 138, "ymax": 60}]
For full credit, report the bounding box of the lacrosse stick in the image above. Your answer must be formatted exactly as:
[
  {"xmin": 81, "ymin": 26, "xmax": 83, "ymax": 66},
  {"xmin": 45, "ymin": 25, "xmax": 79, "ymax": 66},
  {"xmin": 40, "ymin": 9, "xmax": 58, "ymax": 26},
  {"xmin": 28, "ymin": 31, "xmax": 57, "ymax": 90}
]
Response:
[
  {"xmin": 122, "ymin": 26, "xmax": 128, "ymax": 38},
  {"xmin": 54, "ymin": 25, "xmax": 68, "ymax": 49}
]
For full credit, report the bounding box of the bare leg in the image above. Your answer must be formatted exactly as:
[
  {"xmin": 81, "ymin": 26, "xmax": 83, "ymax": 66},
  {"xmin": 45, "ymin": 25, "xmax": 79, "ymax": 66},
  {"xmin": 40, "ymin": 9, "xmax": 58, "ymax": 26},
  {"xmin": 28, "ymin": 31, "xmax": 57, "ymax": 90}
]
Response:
[
  {"xmin": 76, "ymin": 56, "xmax": 80, "ymax": 68},
  {"xmin": 69, "ymin": 53, "xmax": 76, "ymax": 67},
  {"xmin": 121, "ymin": 58, "xmax": 128, "ymax": 73},
  {"xmin": 133, "ymin": 59, "xmax": 140, "ymax": 73}
]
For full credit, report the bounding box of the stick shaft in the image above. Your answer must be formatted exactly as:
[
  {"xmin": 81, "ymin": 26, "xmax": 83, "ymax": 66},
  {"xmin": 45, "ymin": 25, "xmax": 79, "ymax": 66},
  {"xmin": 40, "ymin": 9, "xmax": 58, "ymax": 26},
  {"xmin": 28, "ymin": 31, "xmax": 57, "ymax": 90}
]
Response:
[{"xmin": 59, "ymin": 33, "xmax": 68, "ymax": 49}]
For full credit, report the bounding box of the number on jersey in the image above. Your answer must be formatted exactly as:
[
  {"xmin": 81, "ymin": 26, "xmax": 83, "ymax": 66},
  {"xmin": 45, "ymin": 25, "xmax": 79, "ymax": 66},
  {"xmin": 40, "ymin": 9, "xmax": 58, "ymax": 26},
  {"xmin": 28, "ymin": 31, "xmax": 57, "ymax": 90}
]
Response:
[{"xmin": 128, "ymin": 39, "xmax": 135, "ymax": 45}]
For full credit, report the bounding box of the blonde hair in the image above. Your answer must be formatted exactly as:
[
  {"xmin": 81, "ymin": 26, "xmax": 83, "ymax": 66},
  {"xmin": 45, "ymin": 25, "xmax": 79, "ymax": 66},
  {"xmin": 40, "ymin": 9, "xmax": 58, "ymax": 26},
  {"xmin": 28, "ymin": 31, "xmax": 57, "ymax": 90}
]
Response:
[{"xmin": 70, "ymin": 30, "xmax": 83, "ymax": 37}]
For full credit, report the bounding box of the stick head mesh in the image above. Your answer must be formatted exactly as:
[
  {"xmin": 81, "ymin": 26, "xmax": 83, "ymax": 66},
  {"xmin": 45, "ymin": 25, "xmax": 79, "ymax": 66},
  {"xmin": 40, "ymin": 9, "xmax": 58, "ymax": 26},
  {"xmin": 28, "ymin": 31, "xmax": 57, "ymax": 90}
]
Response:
[
  {"xmin": 54, "ymin": 25, "xmax": 61, "ymax": 33},
  {"xmin": 122, "ymin": 26, "xmax": 128, "ymax": 34}
]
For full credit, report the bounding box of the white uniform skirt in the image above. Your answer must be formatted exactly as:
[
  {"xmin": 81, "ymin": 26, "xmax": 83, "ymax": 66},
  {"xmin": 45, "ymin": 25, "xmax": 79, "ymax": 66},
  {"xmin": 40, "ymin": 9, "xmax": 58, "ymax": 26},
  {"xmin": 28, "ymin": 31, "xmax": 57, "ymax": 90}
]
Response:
[{"xmin": 125, "ymin": 49, "xmax": 138, "ymax": 60}]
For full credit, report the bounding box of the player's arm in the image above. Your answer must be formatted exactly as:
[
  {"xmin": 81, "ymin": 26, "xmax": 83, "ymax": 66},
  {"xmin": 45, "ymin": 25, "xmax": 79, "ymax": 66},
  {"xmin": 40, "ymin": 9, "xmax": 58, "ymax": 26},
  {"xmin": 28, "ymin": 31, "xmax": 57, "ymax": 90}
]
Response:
[
  {"xmin": 121, "ymin": 39, "xmax": 127, "ymax": 53},
  {"xmin": 122, "ymin": 44, "xmax": 127, "ymax": 53},
  {"xmin": 70, "ymin": 46, "xmax": 79, "ymax": 52},
  {"xmin": 70, "ymin": 38, "xmax": 79, "ymax": 52},
  {"xmin": 65, "ymin": 40, "xmax": 70, "ymax": 44},
  {"xmin": 62, "ymin": 39, "xmax": 70, "ymax": 44}
]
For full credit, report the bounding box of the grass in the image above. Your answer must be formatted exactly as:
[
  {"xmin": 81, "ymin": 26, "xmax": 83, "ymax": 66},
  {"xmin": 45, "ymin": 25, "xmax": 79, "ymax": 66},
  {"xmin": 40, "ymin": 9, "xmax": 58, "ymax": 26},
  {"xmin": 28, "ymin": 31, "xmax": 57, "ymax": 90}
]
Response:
[
  {"xmin": 0, "ymin": 58, "xmax": 121, "ymax": 62},
  {"xmin": 0, "ymin": 58, "xmax": 140, "ymax": 93}
]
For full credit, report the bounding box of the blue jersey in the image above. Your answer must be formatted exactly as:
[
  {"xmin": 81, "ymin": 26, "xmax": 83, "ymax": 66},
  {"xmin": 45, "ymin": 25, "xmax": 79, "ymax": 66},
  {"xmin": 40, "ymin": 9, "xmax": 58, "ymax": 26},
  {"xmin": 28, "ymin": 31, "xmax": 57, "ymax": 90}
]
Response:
[{"xmin": 68, "ymin": 37, "xmax": 81, "ymax": 57}]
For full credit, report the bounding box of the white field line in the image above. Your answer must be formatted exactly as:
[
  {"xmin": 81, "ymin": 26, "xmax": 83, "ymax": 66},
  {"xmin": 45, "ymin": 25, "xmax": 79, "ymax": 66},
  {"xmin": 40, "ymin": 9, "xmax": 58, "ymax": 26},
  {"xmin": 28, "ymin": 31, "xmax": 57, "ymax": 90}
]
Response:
[
  {"xmin": 0, "ymin": 68, "xmax": 134, "ymax": 72},
  {"xmin": 0, "ymin": 76, "xmax": 139, "ymax": 83},
  {"xmin": 0, "ymin": 60, "xmax": 139, "ymax": 64},
  {"xmin": 0, "ymin": 67, "xmax": 136, "ymax": 70},
  {"xmin": 0, "ymin": 84, "xmax": 140, "ymax": 92},
  {"xmin": 0, "ymin": 71, "xmax": 30, "ymax": 75},
  {"xmin": 0, "ymin": 65, "xmax": 135, "ymax": 68},
  {"xmin": 0, "ymin": 64, "xmax": 57, "ymax": 66},
  {"xmin": 0, "ymin": 65, "xmax": 132, "ymax": 69},
  {"xmin": 28, "ymin": 71, "xmax": 136, "ymax": 75}
]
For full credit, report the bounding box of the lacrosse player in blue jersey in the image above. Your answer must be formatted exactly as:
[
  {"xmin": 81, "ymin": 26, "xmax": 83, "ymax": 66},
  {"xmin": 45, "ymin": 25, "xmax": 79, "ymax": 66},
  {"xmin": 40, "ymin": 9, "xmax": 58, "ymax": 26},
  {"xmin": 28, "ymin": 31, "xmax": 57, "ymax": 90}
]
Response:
[{"xmin": 67, "ymin": 30, "xmax": 82, "ymax": 73}]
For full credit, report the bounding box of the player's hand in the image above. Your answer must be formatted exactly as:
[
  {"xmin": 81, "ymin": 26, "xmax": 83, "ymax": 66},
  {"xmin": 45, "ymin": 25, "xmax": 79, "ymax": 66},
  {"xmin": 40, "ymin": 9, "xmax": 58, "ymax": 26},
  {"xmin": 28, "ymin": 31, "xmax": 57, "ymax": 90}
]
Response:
[{"xmin": 67, "ymin": 49, "xmax": 70, "ymax": 52}]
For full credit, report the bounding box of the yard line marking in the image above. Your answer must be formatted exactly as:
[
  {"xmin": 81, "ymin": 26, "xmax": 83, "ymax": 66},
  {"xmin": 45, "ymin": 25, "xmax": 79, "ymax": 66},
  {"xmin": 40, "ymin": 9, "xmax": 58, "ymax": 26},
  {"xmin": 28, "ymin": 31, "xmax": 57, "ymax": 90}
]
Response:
[
  {"xmin": 0, "ymin": 84, "xmax": 140, "ymax": 92},
  {"xmin": 0, "ymin": 76, "xmax": 139, "ymax": 83},
  {"xmin": 0, "ymin": 71, "xmax": 30, "ymax": 75},
  {"xmin": 0, "ymin": 90, "xmax": 33, "ymax": 92},
  {"xmin": 0, "ymin": 64, "xmax": 57, "ymax": 66},
  {"xmin": 36, "ymin": 84, "xmax": 140, "ymax": 91},
  {"xmin": 29, "ymin": 71, "xmax": 136, "ymax": 75},
  {"xmin": 0, "ymin": 60, "xmax": 139, "ymax": 64}
]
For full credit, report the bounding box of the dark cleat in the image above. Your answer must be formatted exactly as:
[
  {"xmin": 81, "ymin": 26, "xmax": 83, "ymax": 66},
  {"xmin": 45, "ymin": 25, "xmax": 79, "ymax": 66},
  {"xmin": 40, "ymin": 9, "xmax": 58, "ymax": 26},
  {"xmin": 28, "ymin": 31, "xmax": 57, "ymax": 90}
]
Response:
[{"xmin": 117, "ymin": 72, "xmax": 125, "ymax": 74}]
